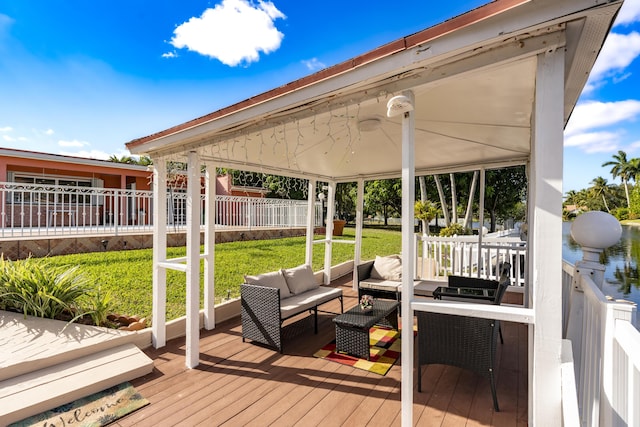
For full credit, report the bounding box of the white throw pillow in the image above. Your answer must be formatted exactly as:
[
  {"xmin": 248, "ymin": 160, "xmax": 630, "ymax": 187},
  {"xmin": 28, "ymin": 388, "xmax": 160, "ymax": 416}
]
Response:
[
  {"xmin": 370, "ymin": 255, "xmax": 402, "ymax": 280},
  {"xmin": 282, "ymin": 264, "xmax": 319, "ymax": 294},
  {"xmin": 244, "ymin": 270, "xmax": 291, "ymax": 299}
]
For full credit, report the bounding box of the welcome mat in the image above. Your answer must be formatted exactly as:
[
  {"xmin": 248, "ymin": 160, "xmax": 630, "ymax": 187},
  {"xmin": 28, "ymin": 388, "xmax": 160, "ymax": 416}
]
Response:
[
  {"xmin": 9, "ymin": 382, "xmax": 149, "ymax": 427},
  {"xmin": 313, "ymin": 325, "xmax": 404, "ymax": 375}
]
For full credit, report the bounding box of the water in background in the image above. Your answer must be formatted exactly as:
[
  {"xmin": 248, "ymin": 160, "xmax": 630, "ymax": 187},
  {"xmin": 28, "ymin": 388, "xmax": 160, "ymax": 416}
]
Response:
[{"xmin": 562, "ymin": 221, "xmax": 640, "ymax": 305}]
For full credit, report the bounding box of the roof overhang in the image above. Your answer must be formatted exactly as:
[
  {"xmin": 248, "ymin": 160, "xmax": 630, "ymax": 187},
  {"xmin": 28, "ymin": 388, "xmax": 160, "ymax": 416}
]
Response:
[{"xmin": 126, "ymin": 0, "xmax": 622, "ymax": 182}]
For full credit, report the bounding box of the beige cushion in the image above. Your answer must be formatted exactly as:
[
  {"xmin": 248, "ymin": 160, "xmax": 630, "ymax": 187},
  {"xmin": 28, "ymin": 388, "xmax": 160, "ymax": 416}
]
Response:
[
  {"xmin": 282, "ymin": 264, "xmax": 319, "ymax": 294},
  {"xmin": 370, "ymin": 255, "xmax": 402, "ymax": 280},
  {"xmin": 244, "ymin": 270, "xmax": 291, "ymax": 299}
]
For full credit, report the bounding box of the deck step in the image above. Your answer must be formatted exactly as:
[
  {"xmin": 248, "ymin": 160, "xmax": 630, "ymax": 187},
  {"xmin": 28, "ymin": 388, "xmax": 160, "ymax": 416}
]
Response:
[
  {"xmin": 0, "ymin": 311, "xmax": 137, "ymax": 382},
  {"xmin": 0, "ymin": 343, "xmax": 154, "ymax": 426}
]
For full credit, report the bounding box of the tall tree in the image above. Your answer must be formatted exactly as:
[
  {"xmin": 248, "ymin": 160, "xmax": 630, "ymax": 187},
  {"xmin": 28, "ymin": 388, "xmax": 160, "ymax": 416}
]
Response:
[
  {"xmin": 589, "ymin": 176, "xmax": 614, "ymax": 213},
  {"xmin": 484, "ymin": 166, "xmax": 527, "ymax": 232},
  {"xmin": 449, "ymin": 173, "xmax": 458, "ymax": 224},
  {"xmin": 364, "ymin": 179, "xmax": 402, "ymax": 225},
  {"xmin": 463, "ymin": 171, "xmax": 479, "ymax": 230},
  {"xmin": 433, "ymin": 175, "xmax": 450, "ymax": 227},
  {"xmin": 602, "ymin": 150, "xmax": 631, "ymax": 208}
]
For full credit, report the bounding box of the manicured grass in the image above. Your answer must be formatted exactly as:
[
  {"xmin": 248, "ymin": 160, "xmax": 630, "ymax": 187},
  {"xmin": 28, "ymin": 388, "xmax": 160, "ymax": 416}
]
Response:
[{"xmin": 45, "ymin": 227, "xmax": 401, "ymax": 321}]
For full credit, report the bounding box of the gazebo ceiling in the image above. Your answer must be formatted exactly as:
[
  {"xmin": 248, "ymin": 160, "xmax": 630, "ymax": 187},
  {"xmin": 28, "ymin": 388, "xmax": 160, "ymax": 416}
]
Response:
[{"xmin": 127, "ymin": 0, "xmax": 621, "ymax": 183}]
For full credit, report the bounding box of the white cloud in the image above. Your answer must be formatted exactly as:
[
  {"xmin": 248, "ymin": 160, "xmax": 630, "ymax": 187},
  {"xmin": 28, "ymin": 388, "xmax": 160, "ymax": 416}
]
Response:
[
  {"xmin": 2, "ymin": 134, "xmax": 15, "ymax": 142},
  {"xmin": 170, "ymin": 0, "xmax": 286, "ymax": 67},
  {"xmin": 302, "ymin": 57, "xmax": 325, "ymax": 71},
  {"xmin": 58, "ymin": 139, "xmax": 89, "ymax": 148},
  {"xmin": 162, "ymin": 51, "xmax": 178, "ymax": 59},
  {"xmin": 58, "ymin": 149, "xmax": 112, "ymax": 160},
  {"xmin": 44, "ymin": 128, "xmax": 54, "ymax": 135},
  {"xmin": 614, "ymin": 0, "xmax": 640, "ymax": 27},
  {"xmin": 564, "ymin": 130, "xmax": 621, "ymax": 153},
  {"xmin": 565, "ymin": 100, "xmax": 640, "ymax": 136},
  {"xmin": 589, "ymin": 32, "xmax": 640, "ymax": 81},
  {"xmin": 0, "ymin": 126, "xmax": 12, "ymax": 132}
]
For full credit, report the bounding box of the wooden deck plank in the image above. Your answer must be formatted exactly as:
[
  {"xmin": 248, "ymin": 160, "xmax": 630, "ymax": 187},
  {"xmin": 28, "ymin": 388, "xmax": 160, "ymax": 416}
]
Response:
[{"xmin": 118, "ymin": 281, "xmax": 527, "ymax": 426}]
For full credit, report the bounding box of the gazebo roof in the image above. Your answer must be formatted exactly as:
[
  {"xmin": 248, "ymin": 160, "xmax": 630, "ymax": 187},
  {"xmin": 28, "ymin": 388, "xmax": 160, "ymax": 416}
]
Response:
[{"xmin": 126, "ymin": 0, "xmax": 619, "ymax": 181}]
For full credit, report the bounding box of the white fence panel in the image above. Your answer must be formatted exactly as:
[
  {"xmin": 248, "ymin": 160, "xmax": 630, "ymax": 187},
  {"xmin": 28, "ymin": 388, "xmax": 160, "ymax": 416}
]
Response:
[
  {"xmin": 416, "ymin": 233, "xmax": 526, "ymax": 286},
  {"xmin": 0, "ymin": 182, "xmax": 320, "ymax": 238}
]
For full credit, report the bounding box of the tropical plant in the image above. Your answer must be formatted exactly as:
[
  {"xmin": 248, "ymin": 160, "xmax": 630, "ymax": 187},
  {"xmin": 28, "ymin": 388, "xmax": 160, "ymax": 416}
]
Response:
[
  {"xmin": 0, "ymin": 257, "xmax": 92, "ymax": 321},
  {"xmin": 602, "ymin": 150, "xmax": 632, "ymax": 208},
  {"xmin": 82, "ymin": 286, "xmax": 114, "ymax": 327},
  {"xmin": 589, "ymin": 176, "xmax": 614, "ymax": 213},
  {"xmin": 414, "ymin": 200, "xmax": 439, "ymax": 235}
]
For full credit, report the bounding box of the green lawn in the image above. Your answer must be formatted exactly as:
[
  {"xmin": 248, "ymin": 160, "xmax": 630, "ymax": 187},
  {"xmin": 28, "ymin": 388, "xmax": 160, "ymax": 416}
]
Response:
[{"xmin": 45, "ymin": 227, "xmax": 401, "ymax": 321}]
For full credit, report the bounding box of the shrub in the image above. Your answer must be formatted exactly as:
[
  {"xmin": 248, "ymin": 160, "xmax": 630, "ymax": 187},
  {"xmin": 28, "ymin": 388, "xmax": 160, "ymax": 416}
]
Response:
[
  {"xmin": 612, "ymin": 207, "xmax": 630, "ymax": 221},
  {"xmin": 438, "ymin": 223, "xmax": 470, "ymax": 237},
  {"xmin": 0, "ymin": 256, "xmax": 111, "ymax": 325}
]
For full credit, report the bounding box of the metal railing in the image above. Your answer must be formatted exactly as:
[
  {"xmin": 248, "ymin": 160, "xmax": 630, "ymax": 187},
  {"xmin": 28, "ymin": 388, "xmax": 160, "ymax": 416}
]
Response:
[
  {"xmin": 0, "ymin": 182, "xmax": 320, "ymax": 238},
  {"xmin": 415, "ymin": 233, "xmax": 526, "ymax": 286},
  {"xmin": 563, "ymin": 260, "xmax": 639, "ymax": 426}
]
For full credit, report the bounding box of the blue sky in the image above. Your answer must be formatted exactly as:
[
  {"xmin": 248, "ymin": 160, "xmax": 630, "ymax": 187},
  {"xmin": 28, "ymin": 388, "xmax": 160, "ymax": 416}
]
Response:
[{"xmin": 1, "ymin": 0, "xmax": 640, "ymax": 194}]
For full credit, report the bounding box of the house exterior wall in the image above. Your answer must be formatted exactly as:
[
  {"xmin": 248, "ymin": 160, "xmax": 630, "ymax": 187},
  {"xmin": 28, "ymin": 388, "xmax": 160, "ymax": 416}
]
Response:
[{"xmin": 0, "ymin": 151, "xmax": 152, "ymax": 190}]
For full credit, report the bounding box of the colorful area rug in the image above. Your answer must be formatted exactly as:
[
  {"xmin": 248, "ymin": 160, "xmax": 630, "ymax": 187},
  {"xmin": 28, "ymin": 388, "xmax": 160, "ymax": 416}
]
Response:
[
  {"xmin": 9, "ymin": 382, "xmax": 149, "ymax": 427},
  {"xmin": 313, "ymin": 325, "xmax": 403, "ymax": 375}
]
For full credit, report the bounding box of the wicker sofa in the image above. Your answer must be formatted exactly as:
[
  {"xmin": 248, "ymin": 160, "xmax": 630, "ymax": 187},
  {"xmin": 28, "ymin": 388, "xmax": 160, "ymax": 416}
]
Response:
[
  {"xmin": 357, "ymin": 255, "xmax": 442, "ymax": 300},
  {"xmin": 241, "ymin": 264, "xmax": 343, "ymax": 352}
]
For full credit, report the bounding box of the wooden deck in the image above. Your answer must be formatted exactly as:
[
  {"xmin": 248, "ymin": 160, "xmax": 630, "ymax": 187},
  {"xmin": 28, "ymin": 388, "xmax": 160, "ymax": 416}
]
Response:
[{"xmin": 118, "ymin": 276, "xmax": 528, "ymax": 426}]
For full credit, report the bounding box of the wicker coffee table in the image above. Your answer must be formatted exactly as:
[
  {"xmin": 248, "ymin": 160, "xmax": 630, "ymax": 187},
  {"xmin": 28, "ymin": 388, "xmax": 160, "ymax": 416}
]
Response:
[{"xmin": 332, "ymin": 300, "xmax": 400, "ymax": 360}]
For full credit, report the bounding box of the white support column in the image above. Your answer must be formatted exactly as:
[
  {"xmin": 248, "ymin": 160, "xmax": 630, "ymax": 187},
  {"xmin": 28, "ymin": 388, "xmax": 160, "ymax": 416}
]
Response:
[
  {"xmin": 398, "ymin": 90, "xmax": 415, "ymax": 427},
  {"xmin": 185, "ymin": 151, "xmax": 201, "ymax": 369},
  {"xmin": 152, "ymin": 158, "xmax": 167, "ymax": 349},
  {"xmin": 204, "ymin": 162, "xmax": 216, "ymax": 330},
  {"xmin": 353, "ymin": 178, "xmax": 365, "ymax": 291},
  {"xmin": 477, "ymin": 168, "xmax": 485, "ymax": 278},
  {"xmin": 323, "ymin": 180, "xmax": 336, "ymax": 285},
  {"xmin": 528, "ymin": 48, "xmax": 565, "ymax": 425},
  {"xmin": 305, "ymin": 180, "xmax": 316, "ymax": 265}
]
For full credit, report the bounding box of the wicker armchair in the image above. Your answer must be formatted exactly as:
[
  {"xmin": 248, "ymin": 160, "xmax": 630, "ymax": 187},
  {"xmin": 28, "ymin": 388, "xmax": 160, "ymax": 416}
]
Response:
[
  {"xmin": 416, "ymin": 262, "xmax": 511, "ymax": 412},
  {"xmin": 416, "ymin": 311, "xmax": 501, "ymax": 411}
]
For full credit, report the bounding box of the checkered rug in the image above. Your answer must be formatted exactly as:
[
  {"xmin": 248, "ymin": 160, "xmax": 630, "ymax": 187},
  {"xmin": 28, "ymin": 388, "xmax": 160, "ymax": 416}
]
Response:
[{"xmin": 313, "ymin": 325, "xmax": 402, "ymax": 375}]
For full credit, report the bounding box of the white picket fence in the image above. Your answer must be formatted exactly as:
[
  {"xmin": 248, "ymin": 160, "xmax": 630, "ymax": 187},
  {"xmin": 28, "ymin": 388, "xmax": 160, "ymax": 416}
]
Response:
[
  {"xmin": 415, "ymin": 233, "xmax": 526, "ymax": 286},
  {"xmin": 0, "ymin": 182, "xmax": 320, "ymax": 238}
]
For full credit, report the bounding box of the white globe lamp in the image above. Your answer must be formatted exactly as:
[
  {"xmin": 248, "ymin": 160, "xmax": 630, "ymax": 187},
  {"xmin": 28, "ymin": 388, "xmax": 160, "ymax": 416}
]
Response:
[{"xmin": 570, "ymin": 211, "xmax": 622, "ymax": 262}]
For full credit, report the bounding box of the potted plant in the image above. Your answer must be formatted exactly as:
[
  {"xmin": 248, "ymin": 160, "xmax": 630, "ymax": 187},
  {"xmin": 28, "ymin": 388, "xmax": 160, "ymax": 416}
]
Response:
[{"xmin": 332, "ymin": 218, "xmax": 347, "ymax": 236}]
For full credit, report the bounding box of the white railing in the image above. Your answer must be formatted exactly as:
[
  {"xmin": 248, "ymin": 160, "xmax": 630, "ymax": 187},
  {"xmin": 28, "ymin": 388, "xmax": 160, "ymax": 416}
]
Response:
[
  {"xmin": 563, "ymin": 260, "xmax": 640, "ymax": 426},
  {"xmin": 0, "ymin": 182, "xmax": 319, "ymax": 238},
  {"xmin": 415, "ymin": 233, "xmax": 526, "ymax": 286}
]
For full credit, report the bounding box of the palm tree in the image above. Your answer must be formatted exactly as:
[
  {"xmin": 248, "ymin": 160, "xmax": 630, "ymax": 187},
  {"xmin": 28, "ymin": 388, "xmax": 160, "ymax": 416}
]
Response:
[
  {"xmin": 108, "ymin": 154, "xmax": 134, "ymax": 164},
  {"xmin": 602, "ymin": 150, "xmax": 632, "ymax": 208},
  {"xmin": 589, "ymin": 176, "xmax": 613, "ymax": 213}
]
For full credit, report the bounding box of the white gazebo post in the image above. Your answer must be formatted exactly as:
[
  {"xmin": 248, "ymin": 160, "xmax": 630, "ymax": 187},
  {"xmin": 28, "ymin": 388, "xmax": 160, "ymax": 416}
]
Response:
[
  {"xmin": 323, "ymin": 180, "xmax": 336, "ymax": 285},
  {"xmin": 528, "ymin": 47, "xmax": 565, "ymax": 424},
  {"xmin": 185, "ymin": 151, "xmax": 201, "ymax": 368},
  {"xmin": 305, "ymin": 180, "xmax": 316, "ymax": 265},
  {"xmin": 386, "ymin": 91, "xmax": 416, "ymax": 427},
  {"xmin": 203, "ymin": 161, "xmax": 216, "ymax": 330},
  {"xmin": 151, "ymin": 158, "xmax": 167, "ymax": 349},
  {"xmin": 353, "ymin": 178, "xmax": 365, "ymax": 291}
]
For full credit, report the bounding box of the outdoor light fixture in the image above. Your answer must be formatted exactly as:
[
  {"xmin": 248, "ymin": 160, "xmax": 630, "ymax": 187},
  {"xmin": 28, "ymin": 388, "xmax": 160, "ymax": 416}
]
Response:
[
  {"xmin": 386, "ymin": 95, "xmax": 414, "ymax": 117},
  {"xmin": 101, "ymin": 239, "xmax": 109, "ymax": 250},
  {"xmin": 357, "ymin": 118, "xmax": 381, "ymax": 132},
  {"xmin": 570, "ymin": 211, "xmax": 622, "ymax": 291},
  {"xmin": 570, "ymin": 211, "xmax": 622, "ymax": 261}
]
